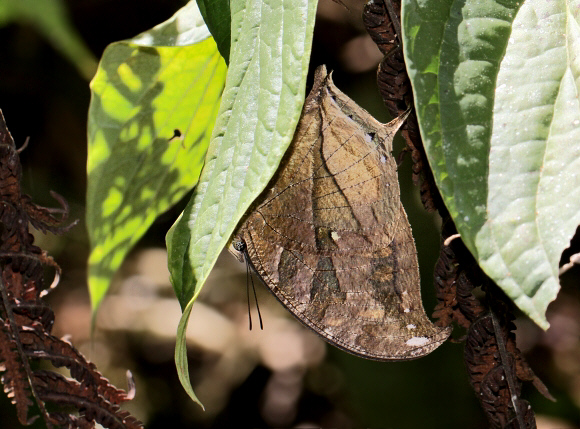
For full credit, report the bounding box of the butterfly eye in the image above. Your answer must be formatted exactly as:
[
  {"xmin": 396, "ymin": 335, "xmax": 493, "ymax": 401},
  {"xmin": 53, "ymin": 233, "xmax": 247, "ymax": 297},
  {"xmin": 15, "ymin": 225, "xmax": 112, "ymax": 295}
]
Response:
[{"xmin": 232, "ymin": 239, "xmax": 246, "ymax": 252}]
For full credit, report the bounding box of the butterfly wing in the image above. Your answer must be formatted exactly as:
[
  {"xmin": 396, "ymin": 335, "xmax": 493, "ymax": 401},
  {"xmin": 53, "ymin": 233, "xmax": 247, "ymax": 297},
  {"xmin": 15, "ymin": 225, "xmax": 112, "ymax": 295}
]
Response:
[{"xmin": 236, "ymin": 66, "xmax": 450, "ymax": 360}]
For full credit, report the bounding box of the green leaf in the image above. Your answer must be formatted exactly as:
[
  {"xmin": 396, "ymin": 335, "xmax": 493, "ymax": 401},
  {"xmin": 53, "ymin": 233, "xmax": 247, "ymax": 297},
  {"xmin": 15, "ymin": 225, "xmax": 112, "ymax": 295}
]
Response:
[
  {"xmin": 167, "ymin": 0, "xmax": 318, "ymax": 406},
  {"xmin": 0, "ymin": 0, "xmax": 97, "ymax": 80},
  {"xmin": 87, "ymin": 0, "xmax": 227, "ymax": 328},
  {"xmin": 197, "ymin": 0, "xmax": 231, "ymax": 63},
  {"xmin": 404, "ymin": 0, "xmax": 580, "ymax": 329}
]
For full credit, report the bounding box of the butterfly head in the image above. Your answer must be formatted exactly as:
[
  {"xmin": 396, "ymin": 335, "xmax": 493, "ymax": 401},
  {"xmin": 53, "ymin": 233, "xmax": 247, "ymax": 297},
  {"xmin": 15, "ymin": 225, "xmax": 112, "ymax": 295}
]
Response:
[{"xmin": 228, "ymin": 237, "xmax": 247, "ymax": 263}]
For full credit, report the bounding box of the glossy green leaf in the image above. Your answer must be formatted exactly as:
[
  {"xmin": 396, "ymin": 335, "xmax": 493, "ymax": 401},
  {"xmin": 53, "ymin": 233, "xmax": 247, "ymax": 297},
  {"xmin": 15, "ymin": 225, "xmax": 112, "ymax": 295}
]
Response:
[
  {"xmin": 197, "ymin": 0, "xmax": 231, "ymax": 63},
  {"xmin": 167, "ymin": 0, "xmax": 318, "ymax": 406},
  {"xmin": 404, "ymin": 0, "xmax": 580, "ymax": 328},
  {"xmin": 87, "ymin": 0, "xmax": 227, "ymax": 333},
  {"xmin": 0, "ymin": 0, "xmax": 96, "ymax": 79}
]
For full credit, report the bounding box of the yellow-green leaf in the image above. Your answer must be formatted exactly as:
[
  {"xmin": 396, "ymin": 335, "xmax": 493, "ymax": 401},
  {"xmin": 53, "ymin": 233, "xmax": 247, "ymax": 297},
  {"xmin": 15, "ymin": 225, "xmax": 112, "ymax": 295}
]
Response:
[{"xmin": 87, "ymin": 0, "xmax": 227, "ymax": 330}]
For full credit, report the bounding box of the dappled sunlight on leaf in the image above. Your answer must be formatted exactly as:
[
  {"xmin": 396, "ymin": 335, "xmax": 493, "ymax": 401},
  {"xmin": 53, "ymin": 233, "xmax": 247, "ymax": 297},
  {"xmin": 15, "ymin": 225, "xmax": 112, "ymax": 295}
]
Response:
[{"xmin": 86, "ymin": 1, "xmax": 227, "ymax": 313}]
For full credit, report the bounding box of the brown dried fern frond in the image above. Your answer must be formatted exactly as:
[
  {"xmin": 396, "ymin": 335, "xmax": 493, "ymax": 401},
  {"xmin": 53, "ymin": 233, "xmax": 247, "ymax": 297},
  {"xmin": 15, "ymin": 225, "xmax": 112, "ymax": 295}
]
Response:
[
  {"xmin": 362, "ymin": 2, "xmax": 553, "ymax": 427},
  {"xmin": 0, "ymin": 109, "xmax": 143, "ymax": 429},
  {"xmin": 363, "ymin": 0, "xmax": 440, "ymax": 212}
]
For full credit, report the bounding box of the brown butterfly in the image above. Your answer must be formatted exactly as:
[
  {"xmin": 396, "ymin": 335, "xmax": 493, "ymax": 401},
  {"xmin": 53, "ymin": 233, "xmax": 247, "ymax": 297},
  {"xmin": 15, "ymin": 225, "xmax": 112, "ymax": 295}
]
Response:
[{"xmin": 230, "ymin": 66, "xmax": 450, "ymax": 360}]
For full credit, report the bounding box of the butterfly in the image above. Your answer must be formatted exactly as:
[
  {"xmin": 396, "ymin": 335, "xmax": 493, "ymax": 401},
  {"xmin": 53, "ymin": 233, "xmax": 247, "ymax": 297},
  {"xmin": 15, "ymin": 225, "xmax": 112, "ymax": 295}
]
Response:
[{"xmin": 230, "ymin": 65, "xmax": 450, "ymax": 360}]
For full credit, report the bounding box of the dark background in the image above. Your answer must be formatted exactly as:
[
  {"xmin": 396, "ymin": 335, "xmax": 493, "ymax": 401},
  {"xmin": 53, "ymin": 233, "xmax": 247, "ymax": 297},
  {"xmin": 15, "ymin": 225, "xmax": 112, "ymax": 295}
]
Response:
[{"xmin": 0, "ymin": 0, "xmax": 579, "ymax": 428}]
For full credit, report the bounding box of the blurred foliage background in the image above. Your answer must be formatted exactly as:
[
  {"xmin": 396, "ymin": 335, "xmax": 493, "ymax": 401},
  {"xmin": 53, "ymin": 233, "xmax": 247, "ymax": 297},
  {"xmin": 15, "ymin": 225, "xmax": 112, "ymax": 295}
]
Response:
[{"xmin": 0, "ymin": 0, "xmax": 579, "ymax": 428}]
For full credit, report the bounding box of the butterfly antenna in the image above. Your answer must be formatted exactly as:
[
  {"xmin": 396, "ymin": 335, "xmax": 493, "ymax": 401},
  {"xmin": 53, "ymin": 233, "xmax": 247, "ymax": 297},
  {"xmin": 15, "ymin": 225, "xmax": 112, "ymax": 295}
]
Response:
[
  {"xmin": 245, "ymin": 260, "xmax": 253, "ymax": 330},
  {"xmin": 250, "ymin": 270, "xmax": 264, "ymax": 330}
]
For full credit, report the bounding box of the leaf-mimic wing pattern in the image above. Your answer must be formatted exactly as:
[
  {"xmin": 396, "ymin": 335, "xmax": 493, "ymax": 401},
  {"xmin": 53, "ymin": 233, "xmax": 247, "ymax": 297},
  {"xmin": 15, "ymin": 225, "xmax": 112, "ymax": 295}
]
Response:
[{"xmin": 233, "ymin": 66, "xmax": 450, "ymax": 360}]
